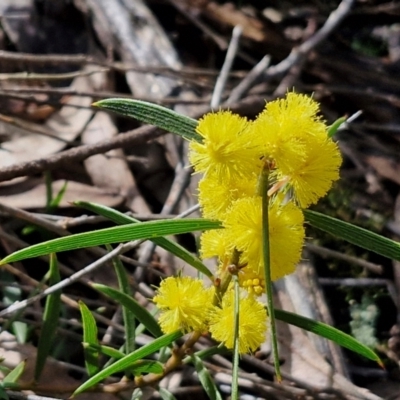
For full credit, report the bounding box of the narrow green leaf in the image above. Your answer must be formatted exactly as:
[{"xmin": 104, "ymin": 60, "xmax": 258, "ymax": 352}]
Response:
[
  {"xmin": 12, "ymin": 322, "xmax": 28, "ymax": 344},
  {"xmin": 0, "ymin": 364, "xmax": 11, "ymax": 375},
  {"xmin": 45, "ymin": 171, "xmax": 53, "ymax": 208},
  {"xmin": 93, "ymin": 284, "xmax": 162, "ymax": 338},
  {"xmin": 0, "ymin": 219, "xmax": 221, "ymax": 265},
  {"xmin": 34, "ymin": 254, "xmax": 61, "ymax": 381},
  {"xmin": 304, "ymin": 209, "xmax": 400, "ymax": 262},
  {"xmin": 158, "ymin": 388, "xmax": 178, "ymax": 400},
  {"xmin": 83, "ymin": 343, "xmax": 125, "ymax": 360},
  {"xmin": 108, "ymin": 245, "xmax": 136, "ymax": 353},
  {"xmin": 275, "ymin": 309, "xmax": 381, "ymax": 363},
  {"xmin": 0, "ymin": 382, "xmax": 19, "ymax": 390},
  {"xmin": 183, "ymin": 346, "xmax": 228, "ymax": 364},
  {"xmin": 50, "ymin": 180, "xmax": 68, "ymax": 209},
  {"xmin": 75, "ymin": 201, "xmax": 213, "ymax": 279},
  {"xmin": 327, "ymin": 116, "xmax": 346, "ymax": 138},
  {"xmin": 83, "ymin": 344, "xmax": 162, "ymax": 375},
  {"xmin": 45, "ymin": 173, "xmax": 68, "ymax": 210},
  {"xmin": 0, "ymin": 384, "xmax": 9, "ymax": 400},
  {"xmin": 3, "ymin": 361, "xmax": 25, "ymax": 383},
  {"xmin": 129, "ymin": 360, "xmax": 163, "ymax": 376},
  {"xmin": 192, "ymin": 354, "xmax": 222, "ymax": 400},
  {"xmin": 73, "ymin": 330, "xmax": 182, "ymax": 395},
  {"xmin": 93, "ymin": 99, "xmax": 201, "ymax": 142},
  {"xmin": 79, "ymin": 301, "xmax": 100, "ymax": 376}
]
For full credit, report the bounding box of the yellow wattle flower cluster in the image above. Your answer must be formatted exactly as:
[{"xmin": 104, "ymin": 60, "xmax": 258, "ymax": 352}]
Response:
[
  {"xmin": 191, "ymin": 92, "xmax": 342, "ymax": 286},
  {"xmin": 153, "ymin": 276, "xmax": 268, "ymax": 354},
  {"xmin": 153, "ymin": 92, "xmax": 342, "ymax": 355}
]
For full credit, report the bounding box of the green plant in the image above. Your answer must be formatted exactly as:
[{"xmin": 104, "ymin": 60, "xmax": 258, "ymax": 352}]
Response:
[{"xmin": 1, "ymin": 93, "xmax": 392, "ymax": 400}]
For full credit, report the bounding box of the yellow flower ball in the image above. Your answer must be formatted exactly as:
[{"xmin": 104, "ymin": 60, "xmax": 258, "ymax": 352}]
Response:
[
  {"xmin": 250, "ymin": 92, "xmax": 342, "ymax": 206},
  {"xmin": 281, "ymin": 134, "xmax": 342, "ymax": 207},
  {"xmin": 153, "ymin": 276, "xmax": 214, "ymax": 334},
  {"xmin": 200, "ymin": 229, "xmax": 233, "ymax": 262},
  {"xmin": 224, "ymin": 197, "xmax": 305, "ymax": 281},
  {"xmin": 198, "ymin": 174, "xmax": 258, "ymax": 220},
  {"xmin": 189, "ymin": 111, "xmax": 260, "ymax": 182},
  {"xmin": 209, "ymin": 290, "xmax": 267, "ymax": 354}
]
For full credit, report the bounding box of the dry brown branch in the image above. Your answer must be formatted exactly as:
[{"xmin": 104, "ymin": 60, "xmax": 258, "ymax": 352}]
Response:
[
  {"xmin": 0, "ymin": 125, "xmax": 163, "ymax": 182},
  {"xmin": 227, "ymin": 0, "xmax": 354, "ymax": 104}
]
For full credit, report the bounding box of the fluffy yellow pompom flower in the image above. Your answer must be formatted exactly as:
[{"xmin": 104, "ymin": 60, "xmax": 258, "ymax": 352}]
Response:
[
  {"xmin": 198, "ymin": 174, "xmax": 258, "ymax": 220},
  {"xmin": 224, "ymin": 197, "xmax": 305, "ymax": 281},
  {"xmin": 251, "ymin": 93, "xmax": 325, "ymax": 170},
  {"xmin": 200, "ymin": 229, "xmax": 233, "ymax": 262},
  {"xmin": 251, "ymin": 92, "xmax": 342, "ymax": 207},
  {"xmin": 153, "ymin": 276, "xmax": 214, "ymax": 334},
  {"xmin": 189, "ymin": 111, "xmax": 260, "ymax": 182},
  {"xmin": 209, "ymin": 290, "xmax": 267, "ymax": 354},
  {"xmin": 280, "ymin": 134, "xmax": 342, "ymax": 208}
]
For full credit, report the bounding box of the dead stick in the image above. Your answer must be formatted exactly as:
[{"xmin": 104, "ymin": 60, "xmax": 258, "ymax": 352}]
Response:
[{"xmin": 0, "ymin": 125, "xmax": 163, "ymax": 182}]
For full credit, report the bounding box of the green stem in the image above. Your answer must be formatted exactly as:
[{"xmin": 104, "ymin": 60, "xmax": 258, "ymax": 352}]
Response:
[
  {"xmin": 232, "ymin": 274, "xmax": 240, "ymax": 400},
  {"xmin": 214, "ymin": 249, "xmax": 240, "ymax": 304},
  {"xmin": 260, "ymin": 166, "xmax": 282, "ymax": 382}
]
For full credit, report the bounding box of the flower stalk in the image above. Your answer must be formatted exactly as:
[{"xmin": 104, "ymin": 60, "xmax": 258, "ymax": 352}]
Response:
[
  {"xmin": 260, "ymin": 163, "xmax": 282, "ymax": 381},
  {"xmin": 232, "ymin": 274, "xmax": 240, "ymax": 400}
]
